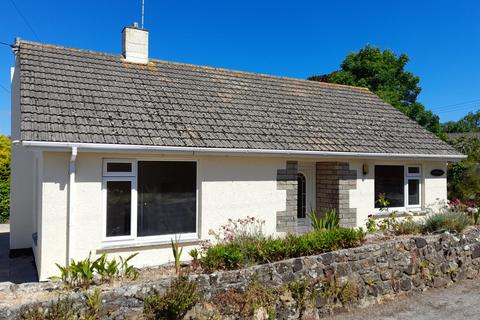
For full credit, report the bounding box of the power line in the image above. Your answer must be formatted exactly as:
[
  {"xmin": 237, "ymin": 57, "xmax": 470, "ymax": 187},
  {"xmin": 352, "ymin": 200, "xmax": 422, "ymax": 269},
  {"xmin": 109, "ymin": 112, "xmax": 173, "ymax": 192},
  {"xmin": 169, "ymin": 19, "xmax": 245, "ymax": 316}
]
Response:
[
  {"xmin": 0, "ymin": 84, "xmax": 10, "ymax": 94},
  {"xmin": 9, "ymin": 0, "xmax": 40, "ymax": 41},
  {"xmin": 436, "ymin": 105, "xmax": 479, "ymax": 114},
  {"xmin": 431, "ymin": 98, "xmax": 480, "ymax": 112}
]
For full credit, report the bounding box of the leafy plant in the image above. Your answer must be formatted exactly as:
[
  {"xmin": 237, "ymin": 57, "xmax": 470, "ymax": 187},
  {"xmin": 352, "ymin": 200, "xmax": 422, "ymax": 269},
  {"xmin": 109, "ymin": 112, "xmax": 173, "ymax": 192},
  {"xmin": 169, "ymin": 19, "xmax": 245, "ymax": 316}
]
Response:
[
  {"xmin": 50, "ymin": 253, "xmax": 96, "ymax": 288},
  {"xmin": 171, "ymin": 236, "xmax": 183, "ymax": 275},
  {"xmin": 423, "ymin": 211, "xmax": 471, "ymax": 233},
  {"xmin": 143, "ymin": 276, "xmax": 199, "ymax": 320},
  {"xmin": 119, "ymin": 252, "xmax": 139, "ymax": 279},
  {"xmin": 50, "ymin": 252, "xmax": 139, "ymax": 288},
  {"xmin": 309, "ymin": 209, "xmax": 339, "ymax": 231},
  {"xmin": 376, "ymin": 193, "xmax": 390, "ymax": 212},
  {"xmin": 84, "ymin": 288, "xmax": 102, "ymax": 320},
  {"xmin": 366, "ymin": 215, "xmax": 377, "ymax": 232},
  {"xmin": 188, "ymin": 248, "xmax": 200, "ymax": 271}
]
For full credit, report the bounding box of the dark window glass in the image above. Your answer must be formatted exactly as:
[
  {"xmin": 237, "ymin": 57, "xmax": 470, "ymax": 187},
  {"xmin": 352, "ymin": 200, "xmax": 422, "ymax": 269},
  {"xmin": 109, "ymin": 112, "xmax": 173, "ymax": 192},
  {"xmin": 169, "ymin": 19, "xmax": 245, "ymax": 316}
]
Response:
[
  {"xmin": 408, "ymin": 167, "xmax": 420, "ymax": 175},
  {"xmin": 297, "ymin": 173, "xmax": 306, "ymax": 219},
  {"xmin": 107, "ymin": 162, "xmax": 132, "ymax": 173},
  {"xmin": 106, "ymin": 181, "xmax": 131, "ymax": 237},
  {"xmin": 137, "ymin": 161, "xmax": 196, "ymax": 236},
  {"xmin": 375, "ymin": 165, "xmax": 404, "ymax": 208},
  {"xmin": 408, "ymin": 179, "xmax": 420, "ymax": 205}
]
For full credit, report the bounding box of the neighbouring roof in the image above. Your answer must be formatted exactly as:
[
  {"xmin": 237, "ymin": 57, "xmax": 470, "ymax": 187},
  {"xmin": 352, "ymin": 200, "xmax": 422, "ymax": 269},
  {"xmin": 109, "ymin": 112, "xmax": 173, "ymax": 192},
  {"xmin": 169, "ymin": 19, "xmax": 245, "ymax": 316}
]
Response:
[
  {"xmin": 16, "ymin": 40, "xmax": 462, "ymax": 157},
  {"xmin": 448, "ymin": 132, "xmax": 480, "ymax": 141}
]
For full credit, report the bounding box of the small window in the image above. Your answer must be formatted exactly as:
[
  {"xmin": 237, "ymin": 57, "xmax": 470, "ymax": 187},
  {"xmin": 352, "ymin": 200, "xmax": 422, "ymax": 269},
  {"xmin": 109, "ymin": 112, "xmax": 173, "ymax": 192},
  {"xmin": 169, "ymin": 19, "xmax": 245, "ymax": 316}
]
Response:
[
  {"xmin": 107, "ymin": 162, "xmax": 132, "ymax": 173},
  {"xmin": 103, "ymin": 159, "xmax": 135, "ymax": 177},
  {"xmin": 407, "ymin": 166, "xmax": 421, "ymax": 176},
  {"xmin": 105, "ymin": 179, "xmax": 133, "ymax": 237},
  {"xmin": 297, "ymin": 173, "xmax": 306, "ymax": 219},
  {"xmin": 408, "ymin": 179, "xmax": 420, "ymax": 206}
]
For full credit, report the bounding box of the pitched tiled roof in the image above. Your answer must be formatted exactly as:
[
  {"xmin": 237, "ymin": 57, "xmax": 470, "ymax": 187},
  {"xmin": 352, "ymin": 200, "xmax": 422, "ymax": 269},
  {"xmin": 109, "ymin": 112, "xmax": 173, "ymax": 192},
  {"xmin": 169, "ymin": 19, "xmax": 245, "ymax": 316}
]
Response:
[{"xmin": 16, "ymin": 40, "xmax": 462, "ymax": 156}]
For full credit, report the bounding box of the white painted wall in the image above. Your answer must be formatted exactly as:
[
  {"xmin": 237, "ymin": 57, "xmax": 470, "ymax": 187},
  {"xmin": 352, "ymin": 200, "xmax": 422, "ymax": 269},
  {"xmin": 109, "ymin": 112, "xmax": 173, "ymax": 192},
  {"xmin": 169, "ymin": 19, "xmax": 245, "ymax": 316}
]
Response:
[
  {"xmin": 33, "ymin": 151, "xmax": 450, "ymax": 280},
  {"xmin": 37, "ymin": 152, "xmax": 287, "ymax": 280},
  {"xmin": 349, "ymin": 160, "xmax": 448, "ymax": 228},
  {"xmin": 9, "ymin": 144, "xmax": 35, "ymax": 249}
]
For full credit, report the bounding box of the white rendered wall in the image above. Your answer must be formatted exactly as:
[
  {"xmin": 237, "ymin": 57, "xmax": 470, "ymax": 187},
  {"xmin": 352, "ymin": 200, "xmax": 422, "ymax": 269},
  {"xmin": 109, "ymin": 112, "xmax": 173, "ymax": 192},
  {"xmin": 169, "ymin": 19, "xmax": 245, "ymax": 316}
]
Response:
[
  {"xmin": 38, "ymin": 152, "xmax": 286, "ymax": 280},
  {"xmin": 9, "ymin": 144, "xmax": 35, "ymax": 249},
  {"xmin": 350, "ymin": 160, "xmax": 448, "ymax": 228},
  {"xmin": 37, "ymin": 152, "xmax": 69, "ymax": 279}
]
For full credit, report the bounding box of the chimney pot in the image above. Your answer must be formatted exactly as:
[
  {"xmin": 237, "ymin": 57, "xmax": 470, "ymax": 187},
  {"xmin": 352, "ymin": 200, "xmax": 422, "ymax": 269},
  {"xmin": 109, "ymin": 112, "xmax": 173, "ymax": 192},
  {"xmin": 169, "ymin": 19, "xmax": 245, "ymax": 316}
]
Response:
[{"xmin": 122, "ymin": 24, "xmax": 148, "ymax": 64}]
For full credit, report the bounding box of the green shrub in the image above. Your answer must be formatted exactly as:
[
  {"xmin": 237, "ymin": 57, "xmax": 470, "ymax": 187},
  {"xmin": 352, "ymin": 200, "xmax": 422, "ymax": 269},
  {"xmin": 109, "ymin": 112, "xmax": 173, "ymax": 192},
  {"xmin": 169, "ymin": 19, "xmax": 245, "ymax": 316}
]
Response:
[
  {"xmin": 143, "ymin": 276, "xmax": 199, "ymax": 320},
  {"xmin": 309, "ymin": 209, "xmax": 339, "ymax": 231},
  {"xmin": 392, "ymin": 217, "xmax": 422, "ymax": 235},
  {"xmin": 423, "ymin": 211, "xmax": 471, "ymax": 233},
  {"xmin": 0, "ymin": 181, "xmax": 9, "ymax": 223},
  {"xmin": 200, "ymin": 228, "xmax": 365, "ymax": 272}
]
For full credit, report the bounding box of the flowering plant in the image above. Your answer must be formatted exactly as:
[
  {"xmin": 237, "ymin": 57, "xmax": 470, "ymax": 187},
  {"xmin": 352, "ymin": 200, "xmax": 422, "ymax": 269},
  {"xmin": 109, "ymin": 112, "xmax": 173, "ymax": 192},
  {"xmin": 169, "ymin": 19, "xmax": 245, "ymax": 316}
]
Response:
[{"xmin": 208, "ymin": 216, "xmax": 265, "ymax": 244}]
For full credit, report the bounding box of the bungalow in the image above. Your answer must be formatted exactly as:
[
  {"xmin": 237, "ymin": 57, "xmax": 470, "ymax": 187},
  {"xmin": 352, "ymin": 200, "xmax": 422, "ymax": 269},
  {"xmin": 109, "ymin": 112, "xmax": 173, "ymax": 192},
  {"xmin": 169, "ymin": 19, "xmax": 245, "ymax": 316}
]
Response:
[{"xmin": 9, "ymin": 25, "xmax": 464, "ymax": 281}]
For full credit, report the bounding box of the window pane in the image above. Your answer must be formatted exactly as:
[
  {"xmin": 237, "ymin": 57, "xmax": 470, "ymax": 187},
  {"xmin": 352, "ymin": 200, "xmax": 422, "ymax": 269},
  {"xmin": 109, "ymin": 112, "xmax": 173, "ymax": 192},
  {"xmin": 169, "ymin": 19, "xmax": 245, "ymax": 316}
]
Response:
[
  {"xmin": 408, "ymin": 179, "xmax": 420, "ymax": 205},
  {"xmin": 297, "ymin": 173, "xmax": 306, "ymax": 219},
  {"xmin": 374, "ymin": 165, "xmax": 404, "ymax": 208},
  {"xmin": 408, "ymin": 167, "xmax": 420, "ymax": 175},
  {"xmin": 107, "ymin": 162, "xmax": 132, "ymax": 173},
  {"xmin": 137, "ymin": 161, "xmax": 196, "ymax": 236},
  {"xmin": 106, "ymin": 181, "xmax": 131, "ymax": 237}
]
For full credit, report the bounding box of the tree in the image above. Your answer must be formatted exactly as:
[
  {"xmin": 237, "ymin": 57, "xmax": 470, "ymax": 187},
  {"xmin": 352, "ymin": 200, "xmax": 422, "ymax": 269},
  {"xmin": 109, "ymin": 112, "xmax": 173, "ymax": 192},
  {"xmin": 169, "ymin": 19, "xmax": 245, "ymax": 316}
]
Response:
[
  {"xmin": 447, "ymin": 136, "xmax": 480, "ymax": 206},
  {"xmin": 308, "ymin": 45, "xmax": 444, "ymax": 137},
  {"xmin": 443, "ymin": 110, "xmax": 480, "ymax": 133},
  {"xmin": 0, "ymin": 135, "xmax": 11, "ymax": 223}
]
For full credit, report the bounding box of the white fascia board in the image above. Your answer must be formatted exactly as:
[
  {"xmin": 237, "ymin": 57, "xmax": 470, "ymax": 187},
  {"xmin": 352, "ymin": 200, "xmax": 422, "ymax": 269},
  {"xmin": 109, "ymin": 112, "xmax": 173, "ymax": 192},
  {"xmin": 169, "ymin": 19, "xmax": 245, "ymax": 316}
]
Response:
[{"xmin": 19, "ymin": 140, "xmax": 466, "ymax": 161}]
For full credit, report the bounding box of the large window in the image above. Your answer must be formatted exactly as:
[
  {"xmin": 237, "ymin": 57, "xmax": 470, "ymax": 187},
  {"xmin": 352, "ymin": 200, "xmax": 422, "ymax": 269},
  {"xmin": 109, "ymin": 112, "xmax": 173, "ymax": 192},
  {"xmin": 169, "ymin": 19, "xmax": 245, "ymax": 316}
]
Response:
[
  {"xmin": 103, "ymin": 159, "xmax": 197, "ymax": 243},
  {"xmin": 374, "ymin": 165, "xmax": 421, "ymax": 210},
  {"xmin": 137, "ymin": 161, "xmax": 196, "ymax": 236}
]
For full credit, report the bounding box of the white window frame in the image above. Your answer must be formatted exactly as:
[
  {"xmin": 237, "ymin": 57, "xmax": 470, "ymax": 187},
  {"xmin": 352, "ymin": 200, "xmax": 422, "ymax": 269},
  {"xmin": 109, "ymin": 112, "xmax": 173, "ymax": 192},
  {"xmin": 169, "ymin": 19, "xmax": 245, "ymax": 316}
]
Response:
[
  {"xmin": 406, "ymin": 165, "xmax": 421, "ymax": 209},
  {"xmin": 102, "ymin": 176, "xmax": 137, "ymax": 242},
  {"xmin": 374, "ymin": 164, "xmax": 422, "ymax": 213},
  {"xmin": 102, "ymin": 159, "xmax": 136, "ymax": 177},
  {"xmin": 102, "ymin": 158, "xmax": 199, "ymax": 247}
]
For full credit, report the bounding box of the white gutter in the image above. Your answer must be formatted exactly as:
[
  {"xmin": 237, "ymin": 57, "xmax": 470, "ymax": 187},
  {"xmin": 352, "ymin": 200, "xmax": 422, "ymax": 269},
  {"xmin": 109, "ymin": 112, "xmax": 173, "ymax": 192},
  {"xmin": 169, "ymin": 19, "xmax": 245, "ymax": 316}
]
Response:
[
  {"xmin": 66, "ymin": 146, "xmax": 77, "ymax": 264},
  {"xmin": 19, "ymin": 140, "xmax": 466, "ymax": 161}
]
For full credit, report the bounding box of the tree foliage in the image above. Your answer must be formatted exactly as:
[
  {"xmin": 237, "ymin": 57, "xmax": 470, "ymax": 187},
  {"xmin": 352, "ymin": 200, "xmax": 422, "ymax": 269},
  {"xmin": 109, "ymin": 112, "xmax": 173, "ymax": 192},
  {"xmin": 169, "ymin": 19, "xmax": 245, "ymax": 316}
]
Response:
[
  {"xmin": 447, "ymin": 137, "xmax": 480, "ymax": 206},
  {"xmin": 308, "ymin": 45, "xmax": 444, "ymax": 137},
  {"xmin": 443, "ymin": 110, "xmax": 480, "ymax": 133},
  {"xmin": 0, "ymin": 135, "xmax": 11, "ymax": 223}
]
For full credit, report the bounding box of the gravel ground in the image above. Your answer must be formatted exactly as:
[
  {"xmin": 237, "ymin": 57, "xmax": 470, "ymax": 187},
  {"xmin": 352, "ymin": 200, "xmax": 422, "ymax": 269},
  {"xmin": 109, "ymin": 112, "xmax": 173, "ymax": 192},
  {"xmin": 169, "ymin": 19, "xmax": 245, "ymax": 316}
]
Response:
[{"xmin": 327, "ymin": 279, "xmax": 480, "ymax": 320}]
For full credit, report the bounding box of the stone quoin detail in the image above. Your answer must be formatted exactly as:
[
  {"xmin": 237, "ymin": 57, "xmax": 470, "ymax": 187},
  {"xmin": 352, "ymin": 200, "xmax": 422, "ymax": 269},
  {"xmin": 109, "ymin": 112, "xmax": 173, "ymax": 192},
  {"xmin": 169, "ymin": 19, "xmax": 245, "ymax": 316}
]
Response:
[
  {"xmin": 276, "ymin": 161, "xmax": 298, "ymax": 233},
  {"xmin": 316, "ymin": 162, "xmax": 357, "ymax": 227}
]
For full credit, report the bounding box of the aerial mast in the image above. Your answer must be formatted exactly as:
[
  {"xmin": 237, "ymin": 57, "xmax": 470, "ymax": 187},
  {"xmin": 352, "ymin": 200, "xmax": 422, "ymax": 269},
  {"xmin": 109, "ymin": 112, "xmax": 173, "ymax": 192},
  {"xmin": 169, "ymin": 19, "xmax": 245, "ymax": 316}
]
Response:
[{"xmin": 141, "ymin": 0, "xmax": 145, "ymax": 29}]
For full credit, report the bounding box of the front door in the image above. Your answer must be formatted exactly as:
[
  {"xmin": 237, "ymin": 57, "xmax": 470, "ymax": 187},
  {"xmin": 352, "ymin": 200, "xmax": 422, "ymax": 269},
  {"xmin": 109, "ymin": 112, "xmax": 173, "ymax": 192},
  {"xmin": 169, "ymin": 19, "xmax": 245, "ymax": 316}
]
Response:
[{"xmin": 297, "ymin": 164, "xmax": 315, "ymax": 233}]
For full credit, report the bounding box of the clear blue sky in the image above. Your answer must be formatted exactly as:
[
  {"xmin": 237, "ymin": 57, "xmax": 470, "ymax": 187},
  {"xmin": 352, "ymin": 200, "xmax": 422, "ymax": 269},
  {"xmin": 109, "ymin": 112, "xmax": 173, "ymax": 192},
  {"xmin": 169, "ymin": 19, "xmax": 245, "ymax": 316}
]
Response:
[{"xmin": 1, "ymin": 0, "xmax": 479, "ymax": 135}]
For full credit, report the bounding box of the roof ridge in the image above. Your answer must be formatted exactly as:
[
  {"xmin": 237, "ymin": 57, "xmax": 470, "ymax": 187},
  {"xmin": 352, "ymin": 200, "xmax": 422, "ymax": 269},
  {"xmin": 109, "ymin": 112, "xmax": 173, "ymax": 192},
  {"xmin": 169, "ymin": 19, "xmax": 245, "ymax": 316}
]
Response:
[{"xmin": 17, "ymin": 39, "xmax": 370, "ymax": 92}]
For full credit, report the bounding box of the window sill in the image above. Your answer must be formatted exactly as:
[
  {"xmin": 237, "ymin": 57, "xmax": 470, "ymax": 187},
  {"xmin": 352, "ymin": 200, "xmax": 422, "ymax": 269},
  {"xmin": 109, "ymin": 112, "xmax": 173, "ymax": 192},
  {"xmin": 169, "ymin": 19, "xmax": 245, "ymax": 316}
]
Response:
[
  {"xmin": 372, "ymin": 209, "xmax": 428, "ymax": 219},
  {"xmin": 97, "ymin": 237, "xmax": 203, "ymax": 253}
]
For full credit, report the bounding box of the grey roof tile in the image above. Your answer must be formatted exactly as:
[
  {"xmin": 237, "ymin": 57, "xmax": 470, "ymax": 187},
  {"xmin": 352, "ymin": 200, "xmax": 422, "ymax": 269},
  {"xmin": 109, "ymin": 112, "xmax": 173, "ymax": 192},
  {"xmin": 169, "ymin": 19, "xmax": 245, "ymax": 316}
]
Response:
[{"xmin": 16, "ymin": 40, "xmax": 462, "ymax": 156}]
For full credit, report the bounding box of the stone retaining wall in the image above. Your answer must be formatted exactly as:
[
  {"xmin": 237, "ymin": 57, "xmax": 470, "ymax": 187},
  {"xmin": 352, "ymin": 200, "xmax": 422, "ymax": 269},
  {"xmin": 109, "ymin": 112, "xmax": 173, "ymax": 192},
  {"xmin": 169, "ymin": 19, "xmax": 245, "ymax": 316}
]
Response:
[{"xmin": 1, "ymin": 229, "xmax": 480, "ymax": 319}]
